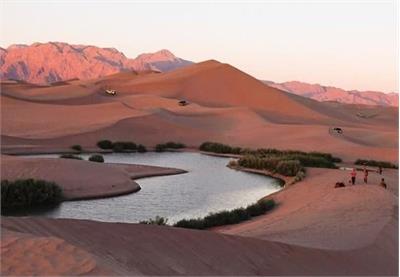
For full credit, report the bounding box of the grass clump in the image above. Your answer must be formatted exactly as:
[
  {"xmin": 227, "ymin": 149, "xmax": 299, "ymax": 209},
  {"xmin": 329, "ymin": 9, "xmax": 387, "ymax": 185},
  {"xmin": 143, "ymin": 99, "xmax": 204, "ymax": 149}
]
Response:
[
  {"xmin": 199, "ymin": 142, "xmax": 342, "ymax": 166},
  {"xmin": 199, "ymin": 142, "xmax": 242, "ymax": 154},
  {"xmin": 137, "ymin": 144, "xmax": 147, "ymax": 153},
  {"xmin": 355, "ymin": 159, "xmax": 398, "ymax": 169},
  {"xmin": 88, "ymin": 154, "xmax": 104, "ymax": 163},
  {"xmin": 174, "ymin": 199, "xmax": 275, "ymax": 230},
  {"xmin": 112, "ymin": 141, "xmax": 137, "ymax": 152},
  {"xmin": 97, "ymin": 140, "xmax": 113, "ymax": 149},
  {"xmin": 71, "ymin": 144, "xmax": 82, "ymax": 152},
  {"xmin": 155, "ymin": 142, "xmax": 186, "ymax": 152},
  {"xmin": 59, "ymin": 154, "xmax": 82, "ymax": 160},
  {"xmin": 139, "ymin": 216, "xmax": 168, "ymax": 225},
  {"xmin": 275, "ymin": 160, "xmax": 302, "ymax": 176},
  {"xmin": 237, "ymin": 156, "xmax": 304, "ymax": 177},
  {"xmin": 1, "ymin": 179, "xmax": 63, "ymax": 214}
]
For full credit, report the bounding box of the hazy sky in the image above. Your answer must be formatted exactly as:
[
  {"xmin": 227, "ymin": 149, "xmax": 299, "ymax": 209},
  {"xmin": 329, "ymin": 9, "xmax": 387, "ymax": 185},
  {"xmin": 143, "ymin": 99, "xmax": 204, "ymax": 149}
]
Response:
[{"xmin": 0, "ymin": 0, "xmax": 398, "ymax": 92}]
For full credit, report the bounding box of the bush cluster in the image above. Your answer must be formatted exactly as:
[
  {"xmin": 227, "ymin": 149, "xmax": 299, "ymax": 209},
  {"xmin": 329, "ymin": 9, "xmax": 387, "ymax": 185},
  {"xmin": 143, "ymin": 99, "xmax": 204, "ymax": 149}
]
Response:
[
  {"xmin": 1, "ymin": 179, "xmax": 63, "ymax": 213},
  {"xmin": 282, "ymin": 154, "xmax": 337, "ymax": 169},
  {"xmin": 354, "ymin": 159, "xmax": 398, "ymax": 169},
  {"xmin": 88, "ymin": 154, "xmax": 104, "ymax": 163},
  {"xmin": 199, "ymin": 142, "xmax": 242, "ymax": 154},
  {"xmin": 71, "ymin": 145, "xmax": 82, "ymax": 152},
  {"xmin": 137, "ymin": 144, "xmax": 147, "ymax": 153},
  {"xmin": 173, "ymin": 199, "xmax": 275, "ymax": 230},
  {"xmin": 97, "ymin": 140, "xmax": 147, "ymax": 153},
  {"xmin": 275, "ymin": 160, "xmax": 303, "ymax": 176},
  {"xmin": 155, "ymin": 142, "xmax": 186, "ymax": 152},
  {"xmin": 139, "ymin": 216, "xmax": 168, "ymax": 225},
  {"xmin": 199, "ymin": 142, "xmax": 342, "ymax": 164},
  {"xmin": 238, "ymin": 156, "xmax": 303, "ymax": 176},
  {"xmin": 112, "ymin": 141, "xmax": 137, "ymax": 152},
  {"xmin": 97, "ymin": 140, "xmax": 113, "ymax": 149},
  {"xmin": 59, "ymin": 154, "xmax": 83, "ymax": 160}
]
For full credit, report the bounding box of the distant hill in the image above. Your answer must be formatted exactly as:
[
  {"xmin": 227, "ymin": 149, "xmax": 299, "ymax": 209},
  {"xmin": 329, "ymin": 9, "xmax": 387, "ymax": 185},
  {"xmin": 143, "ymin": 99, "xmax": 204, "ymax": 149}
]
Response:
[
  {"xmin": 0, "ymin": 42, "xmax": 192, "ymax": 84},
  {"xmin": 264, "ymin": 80, "xmax": 398, "ymax": 107}
]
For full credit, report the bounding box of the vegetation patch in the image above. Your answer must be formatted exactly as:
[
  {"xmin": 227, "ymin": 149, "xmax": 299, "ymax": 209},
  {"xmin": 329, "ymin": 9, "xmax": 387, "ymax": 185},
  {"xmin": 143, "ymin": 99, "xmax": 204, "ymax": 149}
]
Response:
[
  {"xmin": 97, "ymin": 140, "xmax": 113, "ymax": 150},
  {"xmin": 88, "ymin": 154, "xmax": 104, "ymax": 163},
  {"xmin": 200, "ymin": 141, "xmax": 242, "ymax": 154},
  {"xmin": 71, "ymin": 144, "xmax": 82, "ymax": 152},
  {"xmin": 200, "ymin": 142, "xmax": 341, "ymax": 162},
  {"xmin": 139, "ymin": 216, "xmax": 168, "ymax": 225},
  {"xmin": 173, "ymin": 199, "xmax": 275, "ymax": 230},
  {"xmin": 59, "ymin": 154, "xmax": 83, "ymax": 160},
  {"xmin": 1, "ymin": 179, "xmax": 63, "ymax": 214},
  {"xmin": 112, "ymin": 141, "xmax": 137, "ymax": 152},
  {"xmin": 137, "ymin": 144, "xmax": 147, "ymax": 153},
  {"xmin": 354, "ymin": 159, "xmax": 398, "ymax": 169},
  {"xmin": 155, "ymin": 142, "xmax": 186, "ymax": 152}
]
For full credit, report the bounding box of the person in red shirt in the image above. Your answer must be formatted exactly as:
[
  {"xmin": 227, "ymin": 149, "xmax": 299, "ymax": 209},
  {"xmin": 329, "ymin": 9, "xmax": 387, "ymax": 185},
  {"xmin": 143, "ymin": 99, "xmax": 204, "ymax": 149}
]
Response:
[{"xmin": 350, "ymin": 168, "xmax": 357, "ymax": 185}]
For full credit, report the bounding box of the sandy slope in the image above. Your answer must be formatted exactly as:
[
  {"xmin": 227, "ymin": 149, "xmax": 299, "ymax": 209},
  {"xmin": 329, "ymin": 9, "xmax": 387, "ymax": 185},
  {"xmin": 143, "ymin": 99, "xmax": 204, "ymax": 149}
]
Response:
[
  {"xmin": 1, "ymin": 60, "xmax": 397, "ymax": 162},
  {"xmin": 1, "ymin": 215, "xmax": 397, "ymax": 276},
  {"xmin": 217, "ymin": 168, "xmax": 398, "ymax": 249},
  {"xmin": 1, "ymin": 229, "xmax": 113, "ymax": 276},
  {"xmin": 0, "ymin": 60, "xmax": 398, "ymax": 275},
  {"xmin": 1, "ymin": 155, "xmax": 185, "ymax": 200}
]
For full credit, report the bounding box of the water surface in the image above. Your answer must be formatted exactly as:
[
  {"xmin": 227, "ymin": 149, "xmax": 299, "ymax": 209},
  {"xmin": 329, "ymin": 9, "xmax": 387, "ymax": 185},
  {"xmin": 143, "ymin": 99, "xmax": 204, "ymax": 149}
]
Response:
[{"xmin": 25, "ymin": 152, "xmax": 280, "ymax": 223}]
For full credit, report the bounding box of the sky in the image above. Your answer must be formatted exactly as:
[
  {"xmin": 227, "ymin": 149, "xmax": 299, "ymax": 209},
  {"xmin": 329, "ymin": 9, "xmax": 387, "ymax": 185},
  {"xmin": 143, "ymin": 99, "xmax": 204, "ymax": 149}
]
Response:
[{"xmin": 0, "ymin": 0, "xmax": 398, "ymax": 92}]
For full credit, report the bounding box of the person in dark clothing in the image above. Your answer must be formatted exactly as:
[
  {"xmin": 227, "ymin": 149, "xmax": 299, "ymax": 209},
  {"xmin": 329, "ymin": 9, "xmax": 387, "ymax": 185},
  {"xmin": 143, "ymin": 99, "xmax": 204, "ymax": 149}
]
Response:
[
  {"xmin": 363, "ymin": 168, "xmax": 368, "ymax": 184},
  {"xmin": 380, "ymin": 178, "xmax": 387, "ymax": 189},
  {"xmin": 350, "ymin": 168, "xmax": 357, "ymax": 185}
]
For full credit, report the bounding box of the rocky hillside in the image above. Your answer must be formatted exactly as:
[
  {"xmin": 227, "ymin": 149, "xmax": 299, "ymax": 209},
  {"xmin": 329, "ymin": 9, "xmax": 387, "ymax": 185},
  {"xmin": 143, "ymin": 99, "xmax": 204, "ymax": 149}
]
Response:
[
  {"xmin": 264, "ymin": 80, "xmax": 398, "ymax": 107},
  {"xmin": 0, "ymin": 42, "xmax": 192, "ymax": 84}
]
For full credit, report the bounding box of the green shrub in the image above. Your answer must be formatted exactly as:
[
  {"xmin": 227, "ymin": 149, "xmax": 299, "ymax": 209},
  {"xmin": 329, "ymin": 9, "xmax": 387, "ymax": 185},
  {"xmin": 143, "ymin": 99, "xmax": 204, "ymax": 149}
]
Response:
[
  {"xmin": 139, "ymin": 216, "xmax": 168, "ymax": 225},
  {"xmin": 71, "ymin": 145, "xmax": 82, "ymax": 152},
  {"xmin": 137, "ymin": 144, "xmax": 147, "ymax": 153},
  {"xmin": 199, "ymin": 142, "xmax": 242, "ymax": 154},
  {"xmin": 112, "ymin": 141, "xmax": 137, "ymax": 152},
  {"xmin": 282, "ymin": 154, "xmax": 337, "ymax": 169},
  {"xmin": 294, "ymin": 168, "xmax": 306, "ymax": 182},
  {"xmin": 59, "ymin": 154, "xmax": 82, "ymax": 160},
  {"xmin": 155, "ymin": 144, "xmax": 166, "ymax": 152},
  {"xmin": 88, "ymin": 154, "xmax": 104, "ymax": 163},
  {"xmin": 164, "ymin": 142, "xmax": 185, "ymax": 149},
  {"xmin": 354, "ymin": 159, "xmax": 398, "ymax": 169},
  {"xmin": 200, "ymin": 142, "xmax": 341, "ymax": 165},
  {"xmin": 97, "ymin": 140, "xmax": 113, "ymax": 149},
  {"xmin": 174, "ymin": 199, "xmax": 275, "ymax": 230},
  {"xmin": 1, "ymin": 179, "xmax": 63, "ymax": 213},
  {"xmin": 275, "ymin": 160, "xmax": 302, "ymax": 176},
  {"xmin": 156, "ymin": 142, "xmax": 186, "ymax": 152}
]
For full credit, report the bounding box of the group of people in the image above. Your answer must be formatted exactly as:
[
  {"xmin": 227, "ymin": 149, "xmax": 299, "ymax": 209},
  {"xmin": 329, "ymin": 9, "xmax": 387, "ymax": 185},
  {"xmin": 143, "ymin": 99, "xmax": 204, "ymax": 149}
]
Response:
[{"xmin": 349, "ymin": 166, "xmax": 386, "ymax": 189}]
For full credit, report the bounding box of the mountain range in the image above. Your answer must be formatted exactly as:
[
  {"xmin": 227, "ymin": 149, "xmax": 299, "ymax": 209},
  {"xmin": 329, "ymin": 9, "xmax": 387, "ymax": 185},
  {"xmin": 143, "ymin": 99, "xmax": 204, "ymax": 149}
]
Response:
[
  {"xmin": 0, "ymin": 42, "xmax": 397, "ymax": 106},
  {"xmin": 0, "ymin": 42, "xmax": 192, "ymax": 84},
  {"xmin": 264, "ymin": 80, "xmax": 398, "ymax": 107}
]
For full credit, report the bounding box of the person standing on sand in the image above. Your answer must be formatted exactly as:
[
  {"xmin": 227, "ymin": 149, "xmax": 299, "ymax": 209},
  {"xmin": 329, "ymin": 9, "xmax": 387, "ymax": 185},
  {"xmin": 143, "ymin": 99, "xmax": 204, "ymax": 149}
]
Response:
[
  {"xmin": 380, "ymin": 178, "xmax": 387, "ymax": 189},
  {"xmin": 363, "ymin": 168, "xmax": 368, "ymax": 184},
  {"xmin": 378, "ymin": 166, "xmax": 383, "ymax": 175},
  {"xmin": 350, "ymin": 168, "xmax": 357, "ymax": 185}
]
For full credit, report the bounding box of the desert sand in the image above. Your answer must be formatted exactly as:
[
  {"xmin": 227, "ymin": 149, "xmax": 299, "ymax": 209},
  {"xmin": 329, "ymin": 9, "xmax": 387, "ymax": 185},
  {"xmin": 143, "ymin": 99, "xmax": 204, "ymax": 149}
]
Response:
[
  {"xmin": 1, "ymin": 155, "xmax": 186, "ymax": 200},
  {"xmin": 1, "ymin": 60, "xmax": 397, "ymax": 161},
  {"xmin": 1, "ymin": 60, "xmax": 398, "ymax": 275}
]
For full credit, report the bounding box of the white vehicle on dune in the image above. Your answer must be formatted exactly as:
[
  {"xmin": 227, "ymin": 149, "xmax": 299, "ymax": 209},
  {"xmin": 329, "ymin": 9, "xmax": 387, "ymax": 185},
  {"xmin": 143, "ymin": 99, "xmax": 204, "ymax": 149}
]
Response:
[{"xmin": 105, "ymin": 89, "xmax": 117, "ymax": 96}]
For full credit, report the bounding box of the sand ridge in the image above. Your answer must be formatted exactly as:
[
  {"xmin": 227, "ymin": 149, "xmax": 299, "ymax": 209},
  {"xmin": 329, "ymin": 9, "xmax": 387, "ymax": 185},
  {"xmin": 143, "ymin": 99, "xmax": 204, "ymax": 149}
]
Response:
[{"xmin": 2, "ymin": 60, "xmax": 397, "ymax": 162}]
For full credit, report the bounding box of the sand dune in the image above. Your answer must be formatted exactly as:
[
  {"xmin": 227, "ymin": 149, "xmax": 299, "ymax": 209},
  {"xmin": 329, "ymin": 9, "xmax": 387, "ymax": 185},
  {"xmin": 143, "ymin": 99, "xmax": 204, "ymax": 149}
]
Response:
[
  {"xmin": 1, "ymin": 214, "xmax": 397, "ymax": 276},
  {"xmin": 1, "ymin": 155, "xmax": 185, "ymax": 200},
  {"xmin": 218, "ymin": 168, "xmax": 398, "ymax": 249},
  {"xmin": 2, "ymin": 61, "xmax": 396, "ymax": 163}
]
